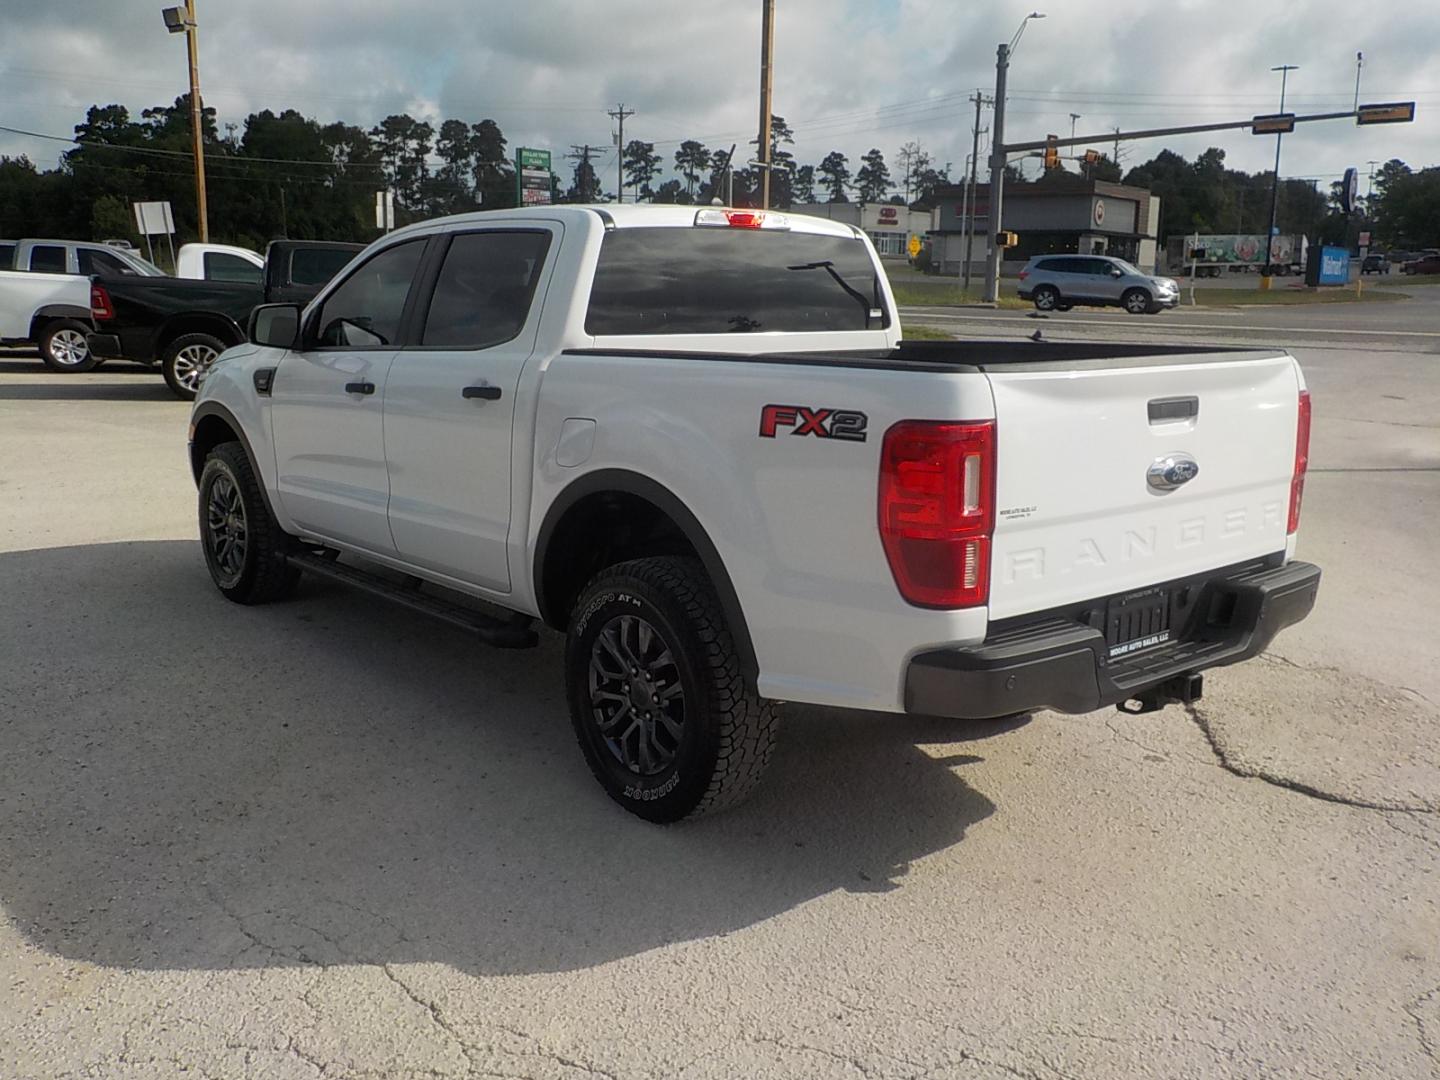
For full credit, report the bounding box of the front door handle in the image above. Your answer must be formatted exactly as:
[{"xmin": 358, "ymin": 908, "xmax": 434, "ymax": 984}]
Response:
[
  {"xmin": 462, "ymin": 383, "xmax": 503, "ymax": 401},
  {"xmin": 344, "ymin": 381, "xmax": 375, "ymax": 396}
]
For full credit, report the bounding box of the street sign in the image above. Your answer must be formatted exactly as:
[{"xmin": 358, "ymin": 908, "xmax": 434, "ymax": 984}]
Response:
[
  {"xmin": 1356, "ymin": 101, "xmax": 1416, "ymax": 125},
  {"xmin": 907, "ymin": 234, "xmax": 922, "ymax": 258},
  {"xmin": 516, "ymin": 147, "xmax": 553, "ymax": 207},
  {"xmin": 1251, "ymin": 113, "xmax": 1296, "ymax": 134},
  {"xmin": 1341, "ymin": 167, "xmax": 1359, "ymax": 214},
  {"xmin": 1358, "ymin": 231, "xmax": 1372, "ymax": 247},
  {"xmin": 374, "ymin": 190, "xmax": 395, "ymax": 231},
  {"xmin": 132, "ymin": 200, "xmax": 174, "ymax": 236}
]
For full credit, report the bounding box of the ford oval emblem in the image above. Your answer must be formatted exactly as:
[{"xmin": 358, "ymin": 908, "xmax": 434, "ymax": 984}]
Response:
[{"xmin": 1147, "ymin": 453, "xmax": 1199, "ymax": 491}]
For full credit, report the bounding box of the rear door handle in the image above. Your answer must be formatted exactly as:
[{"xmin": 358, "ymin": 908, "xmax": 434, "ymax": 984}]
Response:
[
  {"xmin": 462, "ymin": 383, "xmax": 503, "ymax": 401},
  {"xmin": 344, "ymin": 381, "xmax": 375, "ymax": 396}
]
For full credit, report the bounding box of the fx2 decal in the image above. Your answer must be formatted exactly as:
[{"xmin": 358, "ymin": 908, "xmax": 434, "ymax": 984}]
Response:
[{"xmin": 758, "ymin": 404, "xmax": 868, "ymax": 442}]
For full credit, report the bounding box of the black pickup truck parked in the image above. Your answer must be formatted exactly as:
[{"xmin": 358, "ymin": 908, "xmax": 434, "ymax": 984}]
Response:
[{"xmin": 87, "ymin": 239, "xmax": 361, "ymax": 399}]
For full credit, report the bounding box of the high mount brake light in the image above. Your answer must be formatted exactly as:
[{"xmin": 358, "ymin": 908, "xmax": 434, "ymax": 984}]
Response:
[
  {"xmin": 693, "ymin": 209, "xmax": 791, "ymax": 230},
  {"xmin": 90, "ymin": 283, "xmax": 114, "ymax": 321},
  {"xmin": 1288, "ymin": 389, "xmax": 1311, "ymax": 535},
  {"xmin": 878, "ymin": 419, "xmax": 996, "ymax": 608}
]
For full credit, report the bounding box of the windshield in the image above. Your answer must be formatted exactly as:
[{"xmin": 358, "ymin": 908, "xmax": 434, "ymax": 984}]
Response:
[
  {"xmin": 120, "ymin": 251, "xmax": 166, "ymax": 276},
  {"xmin": 585, "ymin": 227, "xmax": 889, "ymax": 335}
]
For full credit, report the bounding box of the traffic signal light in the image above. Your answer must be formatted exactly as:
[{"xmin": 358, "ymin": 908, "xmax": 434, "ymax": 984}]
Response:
[
  {"xmin": 1083, "ymin": 149, "xmax": 1100, "ymax": 166},
  {"xmin": 1043, "ymin": 136, "xmax": 1059, "ymax": 171},
  {"xmin": 996, "ymin": 231, "xmax": 1019, "ymax": 249}
]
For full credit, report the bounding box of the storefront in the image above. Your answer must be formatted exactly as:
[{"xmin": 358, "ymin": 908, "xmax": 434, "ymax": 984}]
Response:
[
  {"xmin": 789, "ymin": 202, "xmax": 930, "ymax": 259},
  {"xmin": 927, "ymin": 178, "xmax": 1160, "ymax": 275}
]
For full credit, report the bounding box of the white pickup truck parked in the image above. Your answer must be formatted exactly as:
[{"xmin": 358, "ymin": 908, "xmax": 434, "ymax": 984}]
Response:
[
  {"xmin": 188, "ymin": 205, "xmax": 1320, "ymax": 821},
  {"xmin": 0, "ymin": 268, "xmax": 97, "ymax": 370}
]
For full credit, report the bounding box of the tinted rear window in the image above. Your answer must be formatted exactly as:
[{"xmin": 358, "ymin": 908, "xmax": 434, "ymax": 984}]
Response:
[
  {"xmin": 585, "ymin": 227, "xmax": 889, "ymax": 335},
  {"xmin": 0, "ymin": 243, "xmax": 15, "ymax": 268},
  {"xmin": 289, "ymin": 247, "xmax": 356, "ymax": 287}
]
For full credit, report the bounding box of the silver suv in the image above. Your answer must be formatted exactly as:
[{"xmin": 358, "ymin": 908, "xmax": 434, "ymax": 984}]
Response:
[{"xmin": 1018, "ymin": 254, "xmax": 1179, "ymax": 315}]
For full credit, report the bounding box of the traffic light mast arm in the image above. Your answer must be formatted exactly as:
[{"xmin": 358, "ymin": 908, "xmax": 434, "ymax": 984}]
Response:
[{"xmin": 1003, "ymin": 110, "xmax": 1360, "ymax": 155}]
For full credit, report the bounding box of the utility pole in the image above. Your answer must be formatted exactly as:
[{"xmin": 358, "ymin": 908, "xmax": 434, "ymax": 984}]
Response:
[
  {"xmin": 567, "ymin": 145, "xmax": 602, "ymax": 202},
  {"xmin": 1353, "ymin": 51, "xmax": 1364, "ymax": 112},
  {"xmin": 983, "ymin": 44, "xmax": 1011, "ymax": 303},
  {"xmin": 963, "ymin": 91, "xmax": 989, "ymax": 290},
  {"xmin": 1069, "ymin": 112, "xmax": 1081, "ymax": 143},
  {"xmin": 607, "ymin": 103, "xmax": 635, "ymax": 203},
  {"xmin": 1262, "ymin": 64, "xmax": 1298, "ymax": 290},
  {"xmin": 162, "ymin": 1, "xmax": 208, "ymax": 240},
  {"xmin": 758, "ymin": 0, "xmax": 775, "ymax": 208},
  {"xmin": 1366, "ymin": 159, "xmax": 1380, "ymax": 198}
]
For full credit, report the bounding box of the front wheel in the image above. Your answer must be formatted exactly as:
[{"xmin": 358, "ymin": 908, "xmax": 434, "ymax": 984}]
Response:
[
  {"xmin": 565, "ymin": 556, "xmax": 779, "ymax": 823},
  {"xmin": 1032, "ymin": 285, "xmax": 1060, "ymax": 312},
  {"xmin": 38, "ymin": 319, "xmax": 100, "ymax": 373},
  {"xmin": 162, "ymin": 332, "xmax": 227, "ymax": 400},
  {"xmin": 198, "ymin": 441, "xmax": 299, "ymax": 605},
  {"xmin": 1122, "ymin": 288, "xmax": 1152, "ymax": 315}
]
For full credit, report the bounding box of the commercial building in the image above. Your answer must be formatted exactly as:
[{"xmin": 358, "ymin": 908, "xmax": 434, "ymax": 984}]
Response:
[
  {"xmin": 788, "ymin": 202, "xmax": 932, "ymax": 258},
  {"xmin": 927, "ymin": 177, "xmax": 1161, "ymax": 276}
]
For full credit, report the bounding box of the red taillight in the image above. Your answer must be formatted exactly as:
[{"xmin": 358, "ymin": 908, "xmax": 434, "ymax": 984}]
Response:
[
  {"xmin": 1017, "ymin": 269, "xmax": 1029, "ymax": 281},
  {"xmin": 725, "ymin": 211, "xmax": 764, "ymax": 228},
  {"xmin": 878, "ymin": 419, "xmax": 996, "ymax": 608},
  {"xmin": 1288, "ymin": 389, "xmax": 1311, "ymax": 534},
  {"xmin": 90, "ymin": 283, "xmax": 114, "ymax": 321}
]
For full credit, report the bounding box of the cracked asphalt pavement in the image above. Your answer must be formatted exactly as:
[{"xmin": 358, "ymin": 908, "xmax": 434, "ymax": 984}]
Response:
[{"xmin": 1, "ymin": 340, "xmax": 1437, "ymax": 1079}]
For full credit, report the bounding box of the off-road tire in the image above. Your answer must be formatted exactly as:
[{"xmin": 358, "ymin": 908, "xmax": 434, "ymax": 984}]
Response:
[
  {"xmin": 1122, "ymin": 287, "xmax": 1152, "ymax": 315},
  {"xmin": 38, "ymin": 319, "xmax": 99, "ymax": 373},
  {"xmin": 565, "ymin": 556, "xmax": 779, "ymax": 823},
  {"xmin": 1032, "ymin": 285, "xmax": 1060, "ymax": 312},
  {"xmin": 198, "ymin": 441, "xmax": 299, "ymax": 605},
  {"xmin": 162, "ymin": 331, "xmax": 228, "ymax": 401}
]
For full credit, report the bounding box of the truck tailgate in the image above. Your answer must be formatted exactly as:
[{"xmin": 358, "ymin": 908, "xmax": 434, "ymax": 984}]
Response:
[{"xmin": 985, "ymin": 351, "xmax": 1301, "ymax": 619}]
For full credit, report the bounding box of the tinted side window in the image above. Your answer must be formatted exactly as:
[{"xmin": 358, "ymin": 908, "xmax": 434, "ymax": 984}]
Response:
[
  {"xmin": 420, "ymin": 231, "xmax": 551, "ymax": 348},
  {"xmin": 204, "ymin": 252, "xmax": 263, "ymax": 284},
  {"xmin": 290, "ymin": 247, "xmax": 357, "ymax": 287},
  {"xmin": 313, "ymin": 240, "xmax": 424, "ymax": 348},
  {"xmin": 1034, "ymin": 259, "xmax": 1062, "ymax": 272},
  {"xmin": 1086, "ymin": 259, "xmax": 1115, "ymax": 275},
  {"xmin": 586, "ymin": 227, "xmax": 889, "ymax": 335},
  {"xmin": 78, "ymin": 248, "xmax": 136, "ymax": 277},
  {"xmin": 0, "ymin": 243, "xmax": 15, "ymax": 268},
  {"xmin": 29, "ymin": 246, "xmax": 67, "ymax": 273}
]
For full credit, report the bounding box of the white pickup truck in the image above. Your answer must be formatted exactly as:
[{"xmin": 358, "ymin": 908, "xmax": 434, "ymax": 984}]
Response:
[
  {"xmin": 188, "ymin": 205, "xmax": 1320, "ymax": 821},
  {"xmin": 0, "ymin": 268, "xmax": 97, "ymax": 370}
]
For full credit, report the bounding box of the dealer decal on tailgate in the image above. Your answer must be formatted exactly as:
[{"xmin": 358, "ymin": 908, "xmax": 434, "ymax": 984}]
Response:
[{"xmin": 759, "ymin": 404, "xmax": 868, "ymax": 442}]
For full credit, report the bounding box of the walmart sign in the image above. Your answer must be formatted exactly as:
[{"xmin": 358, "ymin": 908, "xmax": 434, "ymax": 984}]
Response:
[{"xmin": 1317, "ymin": 246, "xmax": 1350, "ymax": 285}]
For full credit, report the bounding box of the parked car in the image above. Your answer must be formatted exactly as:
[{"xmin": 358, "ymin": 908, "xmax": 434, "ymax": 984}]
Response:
[
  {"xmin": 1018, "ymin": 254, "xmax": 1180, "ymax": 314},
  {"xmin": 8, "ymin": 238, "xmax": 165, "ymax": 278},
  {"xmin": 187, "ymin": 205, "xmax": 1320, "ymax": 821},
  {"xmin": 0, "ymin": 268, "xmax": 97, "ymax": 370},
  {"xmin": 175, "ymin": 243, "xmax": 265, "ymax": 284},
  {"xmin": 1361, "ymin": 254, "xmax": 1390, "ymax": 275},
  {"xmin": 86, "ymin": 239, "xmax": 361, "ymax": 398},
  {"xmin": 1402, "ymin": 253, "xmax": 1440, "ymax": 275}
]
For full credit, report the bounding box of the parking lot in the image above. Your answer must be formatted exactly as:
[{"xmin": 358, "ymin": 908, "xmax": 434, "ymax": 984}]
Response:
[{"xmin": 1, "ymin": 335, "xmax": 1437, "ymax": 1078}]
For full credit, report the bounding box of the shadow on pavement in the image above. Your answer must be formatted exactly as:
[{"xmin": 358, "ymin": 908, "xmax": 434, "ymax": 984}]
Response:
[{"xmin": 0, "ymin": 541, "xmax": 1011, "ymax": 976}]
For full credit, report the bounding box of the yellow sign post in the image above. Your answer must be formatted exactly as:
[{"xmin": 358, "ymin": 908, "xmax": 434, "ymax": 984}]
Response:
[{"xmin": 907, "ymin": 234, "xmax": 922, "ymax": 259}]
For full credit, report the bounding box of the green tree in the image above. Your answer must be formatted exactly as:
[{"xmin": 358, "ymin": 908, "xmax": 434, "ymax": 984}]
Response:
[
  {"xmin": 854, "ymin": 148, "xmax": 890, "ymax": 203},
  {"xmin": 817, "ymin": 151, "xmax": 851, "ymax": 202},
  {"xmin": 652, "ymin": 178, "xmax": 688, "ymax": 204},
  {"xmin": 623, "ymin": 139, "xmax": 662, "ymax": 200},
  {"xmin": 792, "ymin": 164, "xmax": 815, "ymax": 204},
  {"xmin": 673, "ymin": 140, "xmax": 711, "ymax": 198},
  {"xmin": 470, "ymin": 120, "xmax": 513, "ymax": 209},
  {"xmin": 369, "ymin": 114, "xmax": 433, "ymax": 214}
]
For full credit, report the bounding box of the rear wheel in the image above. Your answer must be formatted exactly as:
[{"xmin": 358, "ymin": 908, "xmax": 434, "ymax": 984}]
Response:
[
  {"xmin": 198, "ymin": 441, "xmax": 299, "ymax": 605},
  {"xmin": 162, "ymin": 332, "xmax": 227, "ymax": 400},
  {"xmin": 38, "ymin": 319, "xmax": 99, "ymax": 373},
  {"xmin": 565, "ymin": 556, "xmax": 778, "ymax": 823},
  {"xmin": 1032, "ymin": 285, "xmax": 1060, "ymax": 312},
  {"xmin": 1122, "ymin": 288, "xmax": 1152, "ymax": 315}
]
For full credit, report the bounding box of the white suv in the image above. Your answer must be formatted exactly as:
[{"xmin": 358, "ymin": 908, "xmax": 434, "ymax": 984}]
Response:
[{"xmin": 1018, "ymin": 255, "xmax": 1180, "ymax": 315}]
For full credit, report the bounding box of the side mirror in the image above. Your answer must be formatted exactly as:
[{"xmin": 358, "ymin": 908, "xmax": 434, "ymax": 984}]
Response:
[
  {"xmin": 1109, "ymin": 267, "xmax": 1123, "ymax": 278},
  {"xmin": 249, "ymin": 303, "xmax": 301, "ymax": 349}
]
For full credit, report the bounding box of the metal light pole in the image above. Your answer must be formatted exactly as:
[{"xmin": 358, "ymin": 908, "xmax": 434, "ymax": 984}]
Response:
[
  {"xmin": 162, "ymin": 2, "xmax": 208, "ymax": 241},
  {"xmin": 758, "ymin": 0, "xmax": 775, "ymax": 208},
  {"xmin": 1261, "ymin": 64, "xmax": 1297, "ymax": 290},
  {"xmin": 983, "ymin": 12, "xmax": 1044, "ymax": 303}
]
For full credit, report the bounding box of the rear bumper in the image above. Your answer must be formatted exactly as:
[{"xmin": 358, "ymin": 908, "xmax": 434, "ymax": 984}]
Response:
[
  {"xmin": 86, "ymin": 328, "xmax": 156, "ymax": 363},
  {"xmin": 905, "ymin": 560, "xmax": 1321, "ymax": 718}
]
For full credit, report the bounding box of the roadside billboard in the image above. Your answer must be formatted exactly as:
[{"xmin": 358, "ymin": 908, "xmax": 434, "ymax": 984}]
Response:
[{"xmin": 516, "ymin": 148, "xmax": 552, "ymax": 207}]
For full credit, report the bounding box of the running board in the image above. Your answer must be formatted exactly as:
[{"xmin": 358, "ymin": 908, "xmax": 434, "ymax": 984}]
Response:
[{"xmin": 286, "ymin": 551, "xmax": 538, "ymax": 649}]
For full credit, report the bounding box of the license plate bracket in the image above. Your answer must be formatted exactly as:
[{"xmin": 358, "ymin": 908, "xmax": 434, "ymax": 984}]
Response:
[{"xmin": 1105, "ymin": 586, "xmax": 1172, "ymax": 659}]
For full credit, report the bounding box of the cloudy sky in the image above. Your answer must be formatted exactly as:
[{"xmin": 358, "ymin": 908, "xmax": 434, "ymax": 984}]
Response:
[{"xmin": 1, "ymin": 0, "xmax": 1436, "ymax": 195}]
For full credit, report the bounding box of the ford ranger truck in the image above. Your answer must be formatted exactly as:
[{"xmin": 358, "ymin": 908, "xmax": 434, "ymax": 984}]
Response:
[{"xmin": 186, "ymin": 205, "xmax": 1320, "ymax": 822}]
